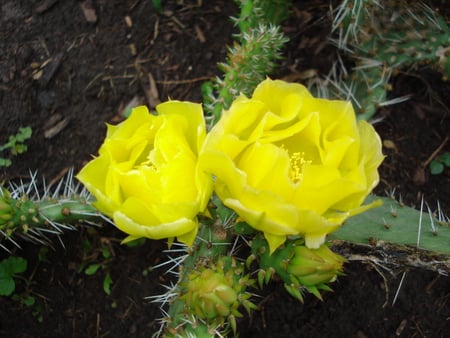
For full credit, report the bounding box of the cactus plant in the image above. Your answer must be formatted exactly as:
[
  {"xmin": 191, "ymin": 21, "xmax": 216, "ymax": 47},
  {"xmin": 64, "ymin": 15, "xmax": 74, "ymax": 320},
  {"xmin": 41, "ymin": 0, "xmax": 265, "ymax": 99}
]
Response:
[
  {"xmin": 0, "ymin": 170, "xmax": 100, "ymax": 252},
  {"xmin": 309, "ymin": 0, "xmax": 450, "ymax": 120},
  {"xmin": 0, "ymin": 2, "xmax": 448, "ymax": 338}
]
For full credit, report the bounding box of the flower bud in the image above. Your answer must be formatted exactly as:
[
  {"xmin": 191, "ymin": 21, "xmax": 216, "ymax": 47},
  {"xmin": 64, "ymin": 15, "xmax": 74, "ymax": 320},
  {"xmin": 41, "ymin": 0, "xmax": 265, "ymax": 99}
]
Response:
[
  {"xmin": 180, "ymin": 257, "xmax": 255, "ymax": 329},
  {"xmin": 182, "ymin": 268, "xmax": 238, "ymax": 319},
  {"xmin": 287, "ymin": 244, "xmax": 345, "ymax": 287},
  {"xmin": 0, "ymin": 193, "xmax": 15, "ymax": 229}
]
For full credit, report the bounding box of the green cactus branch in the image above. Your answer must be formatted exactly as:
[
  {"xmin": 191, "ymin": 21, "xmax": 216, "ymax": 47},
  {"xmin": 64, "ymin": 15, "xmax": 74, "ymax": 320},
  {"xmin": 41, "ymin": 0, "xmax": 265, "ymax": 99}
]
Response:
[
  {"xmin": 160, "ymin": 215, "xmax": 257, "ymax": 337},
  {"xmin": 203, "ymin": 24, "xmax": 288, "ymax": 125},
  {"xmin": 234, "ymin": 0, "xmax": 293, "ymax": 32},
  {"xmin": 310, "ymin": 0, "xmax": 450, "ymax": 120},
  {"xmin": 0, "ymin": 171, "xmax": 101, "ymax": 251},
  {"xmin": 202, "ymin": 0, "xmax": 290, "ymax": 124}
]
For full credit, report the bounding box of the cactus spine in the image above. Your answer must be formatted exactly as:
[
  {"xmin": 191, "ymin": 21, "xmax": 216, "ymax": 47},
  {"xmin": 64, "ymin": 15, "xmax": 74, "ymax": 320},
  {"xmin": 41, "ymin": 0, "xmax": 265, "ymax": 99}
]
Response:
[
  {"xmin": 310, "ymin": 0, "xmax": 450, "ymax": 119},
  {"xmin": 202, "ymin": 0, "xmax": 291, "ymax": 125},
  {"xmin": 0, "ymin": 170, "xmax": 100, "ymax": 251},
  {"xmin": 158, "ymin": 217, "xmax": 257, "ymax": 337}
]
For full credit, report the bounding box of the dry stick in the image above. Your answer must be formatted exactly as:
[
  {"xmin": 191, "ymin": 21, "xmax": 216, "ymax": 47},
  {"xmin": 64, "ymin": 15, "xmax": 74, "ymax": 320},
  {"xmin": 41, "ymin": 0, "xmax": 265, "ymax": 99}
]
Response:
[{"xmin": 422, "ymin": 135, "xmax": 449, "ymax": 167}]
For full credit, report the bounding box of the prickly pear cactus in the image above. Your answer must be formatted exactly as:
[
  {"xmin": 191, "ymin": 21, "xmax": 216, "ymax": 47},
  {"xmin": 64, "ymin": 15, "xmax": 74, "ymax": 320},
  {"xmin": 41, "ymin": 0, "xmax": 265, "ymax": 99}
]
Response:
[
  {"xmin": 331, "ymin": 195, "xmax": 450, "ymax": 254},
  {"xmin": 0, "ymin": 170, "xmax": 99, "ymax": 251},
  {"xmin": 312, "ymin": 0, "xmax": 450, "ymax": 119}
]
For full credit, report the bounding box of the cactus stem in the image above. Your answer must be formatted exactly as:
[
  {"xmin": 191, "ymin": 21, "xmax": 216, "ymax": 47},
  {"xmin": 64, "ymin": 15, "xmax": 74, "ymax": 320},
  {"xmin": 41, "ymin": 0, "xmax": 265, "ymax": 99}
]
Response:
[{"xmin": 0, "ymin": 168, "xmax": 101, "ymax": 251}]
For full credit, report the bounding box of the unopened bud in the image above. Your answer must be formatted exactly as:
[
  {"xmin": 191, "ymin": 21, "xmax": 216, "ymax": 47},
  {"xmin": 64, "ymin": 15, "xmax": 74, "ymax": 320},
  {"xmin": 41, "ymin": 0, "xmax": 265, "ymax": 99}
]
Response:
[
  {"xmin": 287, "ymin": 244, "xmax": 345, "ymax": 287},
  {"xmin": 180, "ymin": 257, "xmax": 255, "ymax": 328}
]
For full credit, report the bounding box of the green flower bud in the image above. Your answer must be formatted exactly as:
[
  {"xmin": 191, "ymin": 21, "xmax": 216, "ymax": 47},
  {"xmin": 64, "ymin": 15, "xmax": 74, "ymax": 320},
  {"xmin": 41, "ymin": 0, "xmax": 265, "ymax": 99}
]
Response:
[
  {"xmin": 253, "ymin": 235, "xmax": 345, "ymax": 301},
  {"xmin": 0, "ymin": 199, "xmax": 12, "ymax": 213},
  {"xmin": 0, "ymin": 194, "xmax": 14, "ymax": 228},
  {"xmin": 179, "ymin": 257, "xmax": 256, "ymax": 330},
  {"xmin": 287, "ymin": 244, "xmax": 346, "ymax": 287},
  {"xmin": 182, "ymin": 268, "xmax": 238, "ymax": 319}
]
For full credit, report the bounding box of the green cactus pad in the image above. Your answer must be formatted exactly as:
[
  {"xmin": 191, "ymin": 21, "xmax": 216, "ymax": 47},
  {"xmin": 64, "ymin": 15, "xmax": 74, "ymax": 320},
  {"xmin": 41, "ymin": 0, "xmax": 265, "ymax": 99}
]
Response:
[{"xmin": 331, "ymin": 195, "xmax": 450, "ymax": 254}]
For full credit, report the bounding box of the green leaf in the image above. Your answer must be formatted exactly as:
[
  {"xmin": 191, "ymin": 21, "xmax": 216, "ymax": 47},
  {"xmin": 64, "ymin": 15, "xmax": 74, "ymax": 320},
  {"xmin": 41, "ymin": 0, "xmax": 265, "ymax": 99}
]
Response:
[
  {"xmin": 17, "ymin": 127, "xmax": 32, "ymax": 141},
  {"xmin": 85, "ymin": 264, "xmax": 101, "ymax": 275},
  {"xmin": 440, "ymin": 152, "xmax": 450, "ymax": 166},
  {"xmin": 101, "ymin": 247, "xmax": 111, "ymax": 259},
  {"xmin": 0, "ymin": 158, "xmax": 11, "ymax": 167},
  {"xmin": 22, "ymin": 295, "xmax": 36, "ymax": 306},
  {"xmin": 430, "ymin": 160, "xmax": 444, "ymax": 175},
  {"xmin": 0, "ymin": 256, "xmax": 27, "ymax": 275},
  {"xmin": 124, "ymin": 237, "xmax": 146, "ymax": 247},
  {"xmin": 201, "ymin": 81, "xmax": 214, "ymax": 98},
  {"xmin": 151, "ymin": 0, "xmax": 163, "ymax": 14},
  {"xmin": 0, "ymin": 277, "xmax": 14, "ymax": 296},
  {"xmin": 11, "ymin": 144, "xmax": 27, "ymax": 155},
  {"xmin": 103, "ymin": 272, "xmax": 112, "ymax": 295}
]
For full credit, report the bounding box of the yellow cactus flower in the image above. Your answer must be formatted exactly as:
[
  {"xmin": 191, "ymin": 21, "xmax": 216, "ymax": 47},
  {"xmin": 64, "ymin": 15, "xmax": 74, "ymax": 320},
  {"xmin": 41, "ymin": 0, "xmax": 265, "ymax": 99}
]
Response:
[
  {"xmin": 77, "ymin": 103, "xmax": 212, "ymax": 245},
  {"xmin": 200, "ymin": 78, "xmax": 384, "ymax": 253}
]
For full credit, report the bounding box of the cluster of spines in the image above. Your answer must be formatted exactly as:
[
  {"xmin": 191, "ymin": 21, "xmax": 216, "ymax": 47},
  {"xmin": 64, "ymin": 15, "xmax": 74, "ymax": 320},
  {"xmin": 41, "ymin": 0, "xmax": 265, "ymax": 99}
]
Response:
[
  {"xmin": 203, "ymin": 24, "xmax": 288, "ymax": 126},
  {"xmin": 309, "ymin": 0, "xmax": 450, "ymax": 120},
  {"xmin": 233, "ymin": 0, "xmax": 293, "ymax": 33},
  {"xmin": 0, "ymin": 169, "xmax": 100, "ymax": 252},
  {"xmin": 330, "ymin": 193, "xmax": 450, "ymax": 262},
  {"xmin": 150, "ymin": 218, "xmax": 257, "ymax": 337},
  {"xmin": 202, "ymin": 0, "xmax": 292, "ymax": 126}
]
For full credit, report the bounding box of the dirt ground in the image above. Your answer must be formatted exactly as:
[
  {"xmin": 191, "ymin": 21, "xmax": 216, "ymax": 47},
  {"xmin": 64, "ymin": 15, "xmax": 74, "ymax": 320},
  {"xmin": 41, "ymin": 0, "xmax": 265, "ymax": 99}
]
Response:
[{"xmin": 0, "ymin": 1, "xmax": 449, "ymax": 337}]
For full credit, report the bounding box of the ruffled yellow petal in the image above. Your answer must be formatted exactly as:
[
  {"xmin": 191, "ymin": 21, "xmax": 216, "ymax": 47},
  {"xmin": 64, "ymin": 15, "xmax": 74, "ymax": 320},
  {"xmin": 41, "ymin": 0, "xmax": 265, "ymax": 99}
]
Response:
[
  {"xmin": 77, "ymin": 103, "xmax": 211, "ymax": 246},
  {"xmin": 203, "ymin": 78, "xmax": 384, "ymax": 252}
]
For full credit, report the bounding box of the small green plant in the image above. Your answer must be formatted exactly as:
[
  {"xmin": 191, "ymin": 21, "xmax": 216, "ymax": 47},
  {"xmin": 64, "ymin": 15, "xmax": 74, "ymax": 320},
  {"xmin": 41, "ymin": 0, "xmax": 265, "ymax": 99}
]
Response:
[
  {"xmin": 0, "ymin": 126, "xmax": 32, "ymax": 167},
  {"xmin": 430, "ymin": 152, "xmax": 450, "ymax": 175},
  {"xmin": 151, "ymin": 0, "xmax": 163, "ymax": 14},
  {"xmin": 80, "ymin": 229, "xmax": 114, "ymax": 295},
  {"xmin": 0, "ymin": 248, "xmax": 48, "ymax": 322},
  {"xmin": 0, "ymin": 256, "xmax": 27, "ymax": 296}
]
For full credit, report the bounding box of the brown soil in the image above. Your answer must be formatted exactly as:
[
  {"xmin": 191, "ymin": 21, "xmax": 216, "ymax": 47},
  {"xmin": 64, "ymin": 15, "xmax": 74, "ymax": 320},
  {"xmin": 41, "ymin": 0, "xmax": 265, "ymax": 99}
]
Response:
[{"xmin": 0, "ymin": 1, "xmax": 449, "ymax": 337}]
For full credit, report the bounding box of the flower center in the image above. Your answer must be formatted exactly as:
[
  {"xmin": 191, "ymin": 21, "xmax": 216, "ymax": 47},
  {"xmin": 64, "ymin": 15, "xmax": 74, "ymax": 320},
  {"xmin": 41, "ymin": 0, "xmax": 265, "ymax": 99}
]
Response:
[{"xmin": 289, "ymin": 151, "xmax": 311, "ymax": 184}]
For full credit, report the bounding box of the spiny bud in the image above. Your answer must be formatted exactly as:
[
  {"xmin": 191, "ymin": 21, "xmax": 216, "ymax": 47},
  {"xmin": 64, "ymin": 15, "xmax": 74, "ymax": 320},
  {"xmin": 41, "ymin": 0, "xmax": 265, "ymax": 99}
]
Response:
[
  {"xmin": 253, "ymin": 235, "xmax": 345, "ymax": 300},
  {"xmin": 287, "ymin": 244, "xmax": 346, "ymax": 287},
  {"xmin": 180, "ymin": 257, "xmax": 256, "ymax": 330}
]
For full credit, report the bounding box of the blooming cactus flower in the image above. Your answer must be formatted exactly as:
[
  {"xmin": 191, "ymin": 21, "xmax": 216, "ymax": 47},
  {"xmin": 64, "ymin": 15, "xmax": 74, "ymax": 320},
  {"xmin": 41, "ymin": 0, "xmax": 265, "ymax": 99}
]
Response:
[
  {"xmin": 77, "ymin": 103, "xmax": 212, "ymax": 245},
  {"xmin": 201, "ymin": 78, "xmax": 384, "ymax": 253}
]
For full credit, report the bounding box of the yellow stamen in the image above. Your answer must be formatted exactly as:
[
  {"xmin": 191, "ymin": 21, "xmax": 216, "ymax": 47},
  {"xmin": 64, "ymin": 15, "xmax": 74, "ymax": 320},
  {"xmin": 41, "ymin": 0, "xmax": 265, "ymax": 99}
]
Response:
[{"xmin": 289, "ymin": 151, "xmax": 311, "ymax": 184}]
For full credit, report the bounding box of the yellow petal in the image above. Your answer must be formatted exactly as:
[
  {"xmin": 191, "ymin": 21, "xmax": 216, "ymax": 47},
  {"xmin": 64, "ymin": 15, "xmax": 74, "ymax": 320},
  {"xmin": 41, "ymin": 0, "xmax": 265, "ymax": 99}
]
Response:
[
  {"xmin": 304, "ymin": 233, "xmax": 327, "ymax": 249},
  {"xmin": 264, "ymin": 233, "xmax": 287, "ymax": 254},
  {"xmin": 252, "ymin": 78, "xmax": 312, "ymax": 119},
  {"xmin": 114, "ymin": 198, "xmax": 197, "ymax": 241},
  {"xmin": 237, "ymin": 142, "xmax": 293, "ymax": 196},
  {"xmin": 156, "ymin": 100, "xmax": 205, "ymax": 153}
]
